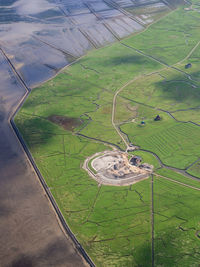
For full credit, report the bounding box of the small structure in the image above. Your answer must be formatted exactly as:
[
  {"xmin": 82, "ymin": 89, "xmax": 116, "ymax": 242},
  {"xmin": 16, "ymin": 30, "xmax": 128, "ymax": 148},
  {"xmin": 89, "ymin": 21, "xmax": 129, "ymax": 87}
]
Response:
[
  {"xmin": 139, "ymin": 163, "xmax": 153, "ymax": 172},
  {"xmin": 154, "ymin": 115, "xmax": 161, "ymax": 121},
  {"xmin": 141, "ymin": 121, "xmax": 145, "ymax": 125},
  {"xmin": 127, "ymin": 143, "xmax": 138, "ymax": 152},
  {"xmin": 130, "ymin": 156, "xmax": 142, "ymax": 166},
  {"xmin": 113, "ymin": 164, "xmax": 118, "ymax": 170},
  {"xmin": 185, "ymin": 63, "xmax": 192, "ymax": 69},
  {"xmin": 83, "ymin": 150, "xmax": 154, "ymax": 186}
]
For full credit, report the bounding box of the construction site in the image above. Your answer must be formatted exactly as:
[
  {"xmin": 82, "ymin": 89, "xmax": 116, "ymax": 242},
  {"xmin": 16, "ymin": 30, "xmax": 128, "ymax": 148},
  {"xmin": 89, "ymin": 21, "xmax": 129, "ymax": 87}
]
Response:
[{"xmin": 84, "ymin": 151, "xmax": 153, "ymax": 186}]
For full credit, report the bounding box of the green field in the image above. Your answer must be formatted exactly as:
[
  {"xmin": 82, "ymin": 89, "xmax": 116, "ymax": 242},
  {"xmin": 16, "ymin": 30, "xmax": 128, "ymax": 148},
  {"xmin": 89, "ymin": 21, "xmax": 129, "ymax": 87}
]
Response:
[
  {"xmin": 15, "ymin": 2, "xmax": 200, "ymax": 266},
  {"xmin": 154, "ymin": 176, "xmax": 200, "ymax": 267}
]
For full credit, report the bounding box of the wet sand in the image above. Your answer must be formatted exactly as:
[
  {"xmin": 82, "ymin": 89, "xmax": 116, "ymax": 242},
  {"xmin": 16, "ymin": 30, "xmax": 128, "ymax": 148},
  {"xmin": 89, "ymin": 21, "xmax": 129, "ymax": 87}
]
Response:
[{"xmin": 0, "ymin": 0, "xmax": 173, "ymax": 86}]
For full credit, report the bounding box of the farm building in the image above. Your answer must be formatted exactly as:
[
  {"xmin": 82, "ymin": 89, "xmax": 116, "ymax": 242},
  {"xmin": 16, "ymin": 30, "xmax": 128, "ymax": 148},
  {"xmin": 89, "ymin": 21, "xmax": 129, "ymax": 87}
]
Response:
[
  {"xmin": 130, "ymin": 156, "xmax": 142, "ymax": 166},
  {"xmin": 185, "ymin": 63, "xmax": 192, "ymax": 69},
  {"xmin": 154, "ymin": 115, "xmax": 161, "ymax": 121}
]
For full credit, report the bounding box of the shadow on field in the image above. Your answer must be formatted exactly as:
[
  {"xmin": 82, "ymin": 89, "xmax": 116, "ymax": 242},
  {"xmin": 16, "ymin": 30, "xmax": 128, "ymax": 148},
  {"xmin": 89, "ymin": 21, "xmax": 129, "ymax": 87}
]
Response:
[
  {"xmin": 155, "ymin": 71, "xmax": 200, "ymax": 106},
  {"xmin": 16, "ymin": 116, "xmax": 58, "ymax": 150},
  {"xmin": 154, "ymin": 229, "xmax": 200, "ymax": 266},
  {"xmin": 133, "ymin": 228, "xmax": 199, "ymax": 267},
  {"xmin": 102, "ymin": 55, "xmax": 149, "ymax": 66},
  {"xmin": 79, "ymin": 54, "xmax": 155, "ymax": 72}
]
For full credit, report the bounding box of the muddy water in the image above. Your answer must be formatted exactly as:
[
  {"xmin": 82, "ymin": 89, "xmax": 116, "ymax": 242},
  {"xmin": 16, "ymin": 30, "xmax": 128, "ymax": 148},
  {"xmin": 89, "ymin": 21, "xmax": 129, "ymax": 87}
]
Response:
[
  {"xmin": 0, "ymin": 0, "xmax": 160, "ymax": 86},
  {"xmin": 0, "ymin": 0, "xmax": 181, "ymax": 87},
  {"xmin": 0, "ymin": 0, "xmax": 179, "ymax": 87},
  {"xmin": 0, "ymin": 0, "xmax": 184, "ymax": 266}
]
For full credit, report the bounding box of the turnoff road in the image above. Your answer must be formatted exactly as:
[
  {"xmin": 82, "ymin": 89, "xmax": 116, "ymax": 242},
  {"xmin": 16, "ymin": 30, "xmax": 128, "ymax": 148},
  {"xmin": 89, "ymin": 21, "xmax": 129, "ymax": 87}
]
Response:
[{"xmin": 111, "ymin": 76, "xmax": 140, "ymax": 149}]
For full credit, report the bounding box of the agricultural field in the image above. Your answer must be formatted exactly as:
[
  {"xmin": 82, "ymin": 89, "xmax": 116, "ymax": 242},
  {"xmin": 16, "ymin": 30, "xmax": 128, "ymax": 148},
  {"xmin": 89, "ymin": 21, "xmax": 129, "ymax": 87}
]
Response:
[
  {"xmin": 187, "ymin": 161, "xmax": 200, "ymax": 178},
  {"xmin": 153, "ymin": 175, "xmax": 200, "ymax": 267},
  {"xmin": 15, "ymin": 1, "xmax": 200, "ymax": 267}
]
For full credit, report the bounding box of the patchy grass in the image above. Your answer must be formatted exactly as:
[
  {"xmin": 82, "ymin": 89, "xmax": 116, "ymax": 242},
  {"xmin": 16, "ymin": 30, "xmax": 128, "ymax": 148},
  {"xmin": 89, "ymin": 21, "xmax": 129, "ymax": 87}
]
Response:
[
  {"xmin": 155, "ymin": 168, "xmax": 200, "ymax": 189},
  {"xmin": 121, "ymin": 110, "xmax": 200, "ymax": 169},
  {"xmin": 187, "ymin": 160, "xmax": 200, "ymax": 178},
  {"xmin": 123, "ymin": 6, "xmax": 200, "ymax": 65},
  {"xmin": 154, "ymin": 176, "xmax": 200, "ymax": 267}
]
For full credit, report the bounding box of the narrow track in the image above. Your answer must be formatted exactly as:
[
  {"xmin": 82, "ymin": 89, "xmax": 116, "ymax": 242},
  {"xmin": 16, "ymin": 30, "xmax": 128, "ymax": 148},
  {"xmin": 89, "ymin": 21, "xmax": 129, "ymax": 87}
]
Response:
[
  {"xmin": 111, "ymin": 76, "xmax": 141, "ymax": 149},
  {"xmin": 155, "ymin": 173, "xmax": 200, "ymax": 191}
]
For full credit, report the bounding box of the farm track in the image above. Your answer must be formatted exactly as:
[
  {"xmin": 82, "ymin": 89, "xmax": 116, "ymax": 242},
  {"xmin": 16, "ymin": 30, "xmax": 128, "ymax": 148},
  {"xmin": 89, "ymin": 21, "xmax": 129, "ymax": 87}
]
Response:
[
  {"xmin": 112, "ymin": 76, "xmax": 141, "ymax": 149},
  {"xmin": 139, "ymin": 148, "xmax": 200, "ymax": 181},
  {"xmin": 112, "ymin": 111, "xmax": 200, "ymax": 182},
  {"xmin": 154, "ymin": 173, "xmax": 200, "ymax": 191},
  {"xmin": 119, "ymin": 94, "xmax": 200, "ymax": 126},
  {"xmin": 113, "ymin": 36, "xmax": 200, "ymax": 126},
  {"xmin": 82, "ymin": 75, "xmax": 200, "ymax": 190},
  {"xmin": 76, "ymin": 133, "xmax": 122, "ymax": 151},
  {"xmin": 121, "ymin": 39, "xmax": 200, "ymax": 83},
  {"xmin": 109, "ymin": 37, "xmax": 200, "ymax": 200},
  {"xmin": 78, "ymin": 26, "xmax": 200, "ymax": 266}
]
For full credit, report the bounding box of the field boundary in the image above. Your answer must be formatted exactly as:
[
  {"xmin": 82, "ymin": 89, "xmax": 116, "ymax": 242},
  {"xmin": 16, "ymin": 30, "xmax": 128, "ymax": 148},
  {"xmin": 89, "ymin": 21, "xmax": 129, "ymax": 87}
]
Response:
[
  {"xmin": 1, "ymin": 46, "xmax": 95, "ymax": 267},
  {"xmin": 155, "ymin": 173, "xmax": 200, "ymax": 191}
]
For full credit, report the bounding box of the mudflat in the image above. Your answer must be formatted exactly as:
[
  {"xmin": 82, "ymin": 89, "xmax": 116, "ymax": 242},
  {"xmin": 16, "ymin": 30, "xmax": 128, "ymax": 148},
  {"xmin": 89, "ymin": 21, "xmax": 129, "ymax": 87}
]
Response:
[
  {"xmin": 0, "ymin": 123, "xmax": 87, "ymax": 267},
  {"xmin": 0, "ymin": 51, "xmax": 87, "ymax": 267}
]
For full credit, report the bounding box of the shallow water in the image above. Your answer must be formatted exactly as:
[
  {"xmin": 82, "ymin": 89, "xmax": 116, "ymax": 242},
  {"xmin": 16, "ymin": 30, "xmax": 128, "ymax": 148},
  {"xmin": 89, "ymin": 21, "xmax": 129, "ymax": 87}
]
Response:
[{"xmin": 0, "ymin": 0, "xmax": 176, "ymax": 87}]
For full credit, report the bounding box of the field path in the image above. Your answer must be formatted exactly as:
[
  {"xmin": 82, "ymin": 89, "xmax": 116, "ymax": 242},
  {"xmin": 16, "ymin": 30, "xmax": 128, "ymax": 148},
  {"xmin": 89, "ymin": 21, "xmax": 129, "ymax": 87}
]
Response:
[
  {"xmin": 112, "ymin": 77, "xmax": 140, "ymax": 149},
  {"xmin": 111, "ymin": 69, "xmax": 167, "ymax": 149},
  {"xmin": 112, "ymin": 38, "xmax": 200, "ymax": 148},
  {"xmin": 178, "ymin": 40, "xmax": 200, "ymax": 65},
  {"xmin": 155, "ymin": 173, "xmax": 200, "ymax": 191}
]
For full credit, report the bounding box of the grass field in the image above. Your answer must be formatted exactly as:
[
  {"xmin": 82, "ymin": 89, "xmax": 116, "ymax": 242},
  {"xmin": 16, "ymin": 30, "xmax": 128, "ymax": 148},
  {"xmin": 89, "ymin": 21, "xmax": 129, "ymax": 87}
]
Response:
[
  {"xmin": 187, "ymin": 161, "xmax": 200, "ymax": 178},
  {"xmin": 121, "ymin": 112, "xmax": 200, "ymax": 169},
  {"xmin": 15, "ymin": 1, "xmax": 200, "ymax": 266},
  {"xmin": 154, "ymin": 176, "xmax": 200, "ymax": 267}
]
